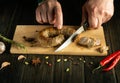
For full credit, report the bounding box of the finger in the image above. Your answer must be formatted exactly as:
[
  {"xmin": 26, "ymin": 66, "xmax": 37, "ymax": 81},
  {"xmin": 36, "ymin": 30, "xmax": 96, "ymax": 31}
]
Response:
[
  {"xmin": 36, "ymin": 7, "xmax": 43, "ymax": 24},
  {"xmin": 54, "ymin": 5, "xmax": 63, "ymax": 29},
  {"xmin": 47, "ymin": 6, "xmax": 55, "ymax": 24},
  {"xmin": 81, "ymin": 6, "xmax": 87, "ymax": 25},
  {"xmin": 41, "ymin": 6, "xmax": 48, "ymax": 23},
  {"xmin": 102, "ymin": 17, "xmax": 111, "ymax": 23},
  {"xmin": 102, "ymin": 14, "xmax": 112, "ymax": 23},
  {"xmin": 102, "ymin": 9, "xmax": 114, "ymax": 23},
  {"xmin": 88, "ymin": 14, "xmax": 98, "ymax": 28}
]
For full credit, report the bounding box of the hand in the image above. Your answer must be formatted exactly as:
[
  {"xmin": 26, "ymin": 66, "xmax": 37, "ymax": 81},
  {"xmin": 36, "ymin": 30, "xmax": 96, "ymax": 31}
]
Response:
[
  {"xmin": 82, "ymin": 0, "xmax": 114, "ymax": 29},
  {"xmin": 36, "ymin": 0, "xmax": 63, "ymax": 29}
]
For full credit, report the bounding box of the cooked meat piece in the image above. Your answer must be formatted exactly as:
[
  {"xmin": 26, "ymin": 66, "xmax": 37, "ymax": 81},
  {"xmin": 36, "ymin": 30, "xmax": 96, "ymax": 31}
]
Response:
[
  {"xmin": 37, "ymin": 27, "xmax": 75, "ymax": 47},
  {"xmin": 78, "ymin": 37, "xmax": 101, "ymax": 48}
]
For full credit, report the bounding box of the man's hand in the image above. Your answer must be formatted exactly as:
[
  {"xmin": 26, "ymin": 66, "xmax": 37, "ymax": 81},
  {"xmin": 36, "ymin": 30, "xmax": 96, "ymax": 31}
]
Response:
[
  {"xmin": 36, "ymin": 0, "xmax": 63, "ymax": 29},
  {"xmin": 82, "ymin": 0, "xmax": 114, "ymax": 29}
]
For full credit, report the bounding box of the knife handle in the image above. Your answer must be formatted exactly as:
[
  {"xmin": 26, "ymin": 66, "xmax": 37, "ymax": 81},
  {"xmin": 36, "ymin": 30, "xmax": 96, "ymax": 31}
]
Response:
[{"xmin": 83, "ymin": 21, "xmax": 89, "ymax": 31}]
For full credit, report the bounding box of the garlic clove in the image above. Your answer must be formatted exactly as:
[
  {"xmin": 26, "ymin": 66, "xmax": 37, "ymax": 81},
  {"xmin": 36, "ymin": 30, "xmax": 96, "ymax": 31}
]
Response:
[
  {"xmin": 0, "ymin": 42, "xmax": 6, "ymax": 54},
  {"xmin": 0, "ymin": 62, "xmax": 10, "ymax": 70},
  {"xmin": 18, "ymin": 55, "xmax": 26, "ymax": 60}
]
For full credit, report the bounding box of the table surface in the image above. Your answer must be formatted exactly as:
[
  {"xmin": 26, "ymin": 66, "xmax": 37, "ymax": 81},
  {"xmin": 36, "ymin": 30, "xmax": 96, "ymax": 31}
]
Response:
[{"xmin": 0, "ymin": 0, "xmax": 120, "ymax": 83}]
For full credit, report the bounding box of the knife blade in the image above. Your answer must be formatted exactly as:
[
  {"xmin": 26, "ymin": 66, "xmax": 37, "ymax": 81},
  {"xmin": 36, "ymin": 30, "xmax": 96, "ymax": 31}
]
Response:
[{"xmin": 55, "ymin": 24, "xmax": 87, "ymax": 52}]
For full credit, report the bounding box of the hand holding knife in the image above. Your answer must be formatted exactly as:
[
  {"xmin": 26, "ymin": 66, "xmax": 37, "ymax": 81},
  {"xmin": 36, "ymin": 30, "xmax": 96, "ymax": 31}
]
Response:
[{"xmin": 55, "ymin": 22, "xmax": 88, "ymax": 52}]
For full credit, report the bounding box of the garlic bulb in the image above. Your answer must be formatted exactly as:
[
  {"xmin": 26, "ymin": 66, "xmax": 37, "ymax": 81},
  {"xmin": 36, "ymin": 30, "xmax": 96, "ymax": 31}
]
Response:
[{"xmin": 0, "ymin": 42, "xmax": 6, "ymax": 54}]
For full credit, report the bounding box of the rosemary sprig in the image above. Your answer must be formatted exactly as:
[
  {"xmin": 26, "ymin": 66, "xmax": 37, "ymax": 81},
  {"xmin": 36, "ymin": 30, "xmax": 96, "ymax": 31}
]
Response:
[{"xmin": 0, "ymin": 34, "xmax": 26, "ymax": 49}]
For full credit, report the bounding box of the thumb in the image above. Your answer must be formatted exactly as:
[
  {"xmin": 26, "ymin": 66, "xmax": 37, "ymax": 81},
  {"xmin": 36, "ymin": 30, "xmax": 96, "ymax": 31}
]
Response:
[{"xmin": 54, "ymin": 6, "xmax": 63, "ymax": 29}]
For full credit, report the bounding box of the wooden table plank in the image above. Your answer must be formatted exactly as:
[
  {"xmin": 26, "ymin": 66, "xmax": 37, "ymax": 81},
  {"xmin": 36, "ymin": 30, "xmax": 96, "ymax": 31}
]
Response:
[
  {"xmin": 84, "ymin": 57, "xmax": 117, "ymax": 83},
  {"xmin": 53, "ymin": 56, "xmax": 84, "ymax": 83},
  {"xmin": 109, "ymin": 1, "xmax": 120, "ymax": 82}
]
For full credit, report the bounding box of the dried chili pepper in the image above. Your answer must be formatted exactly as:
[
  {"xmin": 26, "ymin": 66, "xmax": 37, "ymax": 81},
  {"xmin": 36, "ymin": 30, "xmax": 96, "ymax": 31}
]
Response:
[{"xmin": 92, "ymin": 50, "xmax": 120, "ymax": 73}]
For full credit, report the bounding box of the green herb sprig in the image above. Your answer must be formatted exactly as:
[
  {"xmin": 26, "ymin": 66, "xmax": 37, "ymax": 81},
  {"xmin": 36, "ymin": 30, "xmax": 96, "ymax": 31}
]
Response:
[{"xmin": 0, "ymin": 34, "xmax": 26, "ymax": 49}]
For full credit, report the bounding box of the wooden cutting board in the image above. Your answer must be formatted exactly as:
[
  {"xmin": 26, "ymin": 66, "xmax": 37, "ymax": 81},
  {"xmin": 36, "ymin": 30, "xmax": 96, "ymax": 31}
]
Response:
[{"xmin": 10, "ymin": 25, "xmax": 108, "ymax": 56}]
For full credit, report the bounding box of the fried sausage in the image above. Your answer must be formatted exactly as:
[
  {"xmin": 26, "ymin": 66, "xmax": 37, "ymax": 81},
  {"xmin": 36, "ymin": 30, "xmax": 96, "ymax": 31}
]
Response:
[{"xmin": 37, "ymin": 27, "xmax": 75, "ymax": 47}]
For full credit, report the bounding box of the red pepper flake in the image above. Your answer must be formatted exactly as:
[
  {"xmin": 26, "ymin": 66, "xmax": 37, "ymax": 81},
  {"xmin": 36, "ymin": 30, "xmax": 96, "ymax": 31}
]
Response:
[
  {"xmin": 46, "ymin": 61, "xmax": 49, "ymax": 65},
  {"xmin": 48, "ymin": 63, "xmax": 52, "ymax": 67},
  {"xmin": 45, "ymin": 62, "xmax": 52, "ymax": 67}
]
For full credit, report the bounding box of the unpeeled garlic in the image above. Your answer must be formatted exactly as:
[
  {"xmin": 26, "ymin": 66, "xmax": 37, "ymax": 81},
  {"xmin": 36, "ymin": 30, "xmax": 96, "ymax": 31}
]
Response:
[
  {"xmin": 0, "ymin": 62, "xmax": 10, "ymax": 70},
  {"xmin": 18, "ymin": 55, "xmax": 26, "ymax": 60},
  {"xmin": 0, "ymin": 42, "xmax": 6, "ymax": 54}
]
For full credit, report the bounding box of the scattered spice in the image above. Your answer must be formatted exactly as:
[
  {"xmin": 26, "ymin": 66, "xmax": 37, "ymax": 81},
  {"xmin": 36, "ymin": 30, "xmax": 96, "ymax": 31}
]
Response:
[
  {"xmin": 57, "ymin": 59, "xmax": 61, "ymax": 62},
  {"xmin": 45, "ymin": 56, "xmax": 49, "ymax": 59},
  {"xmin": 79, "ymin": 58, "xmax": 86, "ymax": 63},
  {"xmin": 64, "ymin": 59, "xmax": 68, "ymax": 62},
  {"xmin": 83, "ymin": 60, "xmax": 86, "ymax": 63},
  {"xmin": 73, "ymin": 62, "xmax": 79, "ymax": 65},
  {"xmin": 24, "ymin": 61, "xmax": 29, "ymax": 65},
  {"xmin": 48, "ymin": 63, "xmax": 52, "ymax": 67},
  {"xmin": 45, "ymin": 61, "xmax": 52, "ymax": 67},
  {"xmin": 68, "ymin": 57, "xmax": 73, "ymax": 61},
  {"xmin": 46, "ymin": 61, "xmax": 49, "ymax": 65},
  {"xmin": 32, "ymin": 58, "xmax": 41, "ymax": 66},
  {"xmin": 89, "ymin": 62, "xmax": 94, "ymax": 65},
  {"xmin": 0, "ymin": 62, "xmax": 10, "ymax": 70},
  {"xmin": 18, "ymin": 55, "xmax": 26, "ymax": 60},
  {"xmin": 79, "ymin": 58, "xmax": 82, "ymax": 61},
  {"xmin": 66, "ymin": 68, "xmax": 70, "ymax": 72}
]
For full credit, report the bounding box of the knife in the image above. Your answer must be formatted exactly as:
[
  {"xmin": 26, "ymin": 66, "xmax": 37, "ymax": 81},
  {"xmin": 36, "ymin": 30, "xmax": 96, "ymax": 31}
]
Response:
[{"xmin": 55, "ymin": 22, "xmax": 88, "ymax": 52}]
